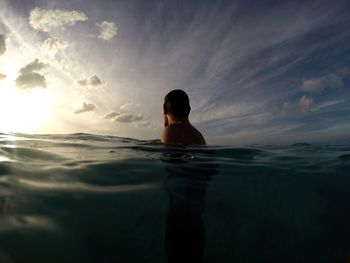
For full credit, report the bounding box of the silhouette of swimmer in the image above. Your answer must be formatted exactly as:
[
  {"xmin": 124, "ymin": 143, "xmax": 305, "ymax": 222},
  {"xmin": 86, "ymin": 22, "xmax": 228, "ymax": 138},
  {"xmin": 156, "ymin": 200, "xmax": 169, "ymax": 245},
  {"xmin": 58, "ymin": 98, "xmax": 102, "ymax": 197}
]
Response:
[
  {"xmin": 162, "ymin": 90, "xmax": 206, "ymax": 146},
  {"xmin": 161, "ymin": 90, "xmax": 216, "ymax": 263}
]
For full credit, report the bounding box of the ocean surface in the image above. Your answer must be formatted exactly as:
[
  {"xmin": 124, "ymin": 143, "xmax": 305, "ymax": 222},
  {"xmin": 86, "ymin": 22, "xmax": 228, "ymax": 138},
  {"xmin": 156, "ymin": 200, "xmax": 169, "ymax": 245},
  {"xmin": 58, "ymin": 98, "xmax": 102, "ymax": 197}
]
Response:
[{"xmin": 0, "ymin": 133, "xmax": 349, "ymax": 263}]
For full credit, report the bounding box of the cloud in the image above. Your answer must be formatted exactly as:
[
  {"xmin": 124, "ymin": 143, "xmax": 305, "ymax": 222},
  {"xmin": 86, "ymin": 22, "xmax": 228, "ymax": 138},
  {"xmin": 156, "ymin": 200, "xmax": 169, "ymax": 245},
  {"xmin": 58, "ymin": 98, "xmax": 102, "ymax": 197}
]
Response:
[
  {"xmin": 120, "ymin": 102, "xmax": 140, "ymax": 112},
  {"xmin": 97, "ymin": 21, "xmax": 118, "ymax": 41},
  {"xmin": 298, "ymin": 95, "xmax": 314, "ymax": 114},
  {"xmin": 0, "ymin": 34, "xmax": 6, "ymax": 55},
  {"xmin": 313, "ymin": 99, "xmax": 347, "ymax": 112},
  {"xmin": 29, "ymin": 7, "xmax": 88, "ymax": 32},
  {"xmin": 300, "ymin": 68, "xmax": 349, "ymax": 93},
  {"xmin": 114, "ymin": 113, "xmax": 144, "ymax": 123},
  {"xmin": 103, "ymin": 102, "xmax": 146, "ymax": 124},
  {"xmin": 16, "ymin": 59, "xmax": 47, "ymax": 89},
  {"xmin": 16, "ymin": 73, "xmax": 47, "ymax": 89},
  {"xmin": 77, "ymin": 75, "xmax": 102, "ymax": 86},
  {"xmin": 103, "ymin": 111, "xmax": 120, "ymax": 119},
  {"xmin": 135, "ymin": 121, "xmax": 151, "ymax": 128},
  {"xmin": 74, "ymin": 102, "xmax": 96, "ymax": 114},
  {"xmin": 0, "ymin": 73, "xmax": 6, "ymax": 80},
  {"xmin": 19, "ymin": 59, "xmax": 46, "ymax": 74},
  {"xmin": 103, "ymin": 110, "xmax": 144, "ymax": 123},
  {"xmin": 41, "ymin": 38, "xmax": 68, "ymax": 56}
]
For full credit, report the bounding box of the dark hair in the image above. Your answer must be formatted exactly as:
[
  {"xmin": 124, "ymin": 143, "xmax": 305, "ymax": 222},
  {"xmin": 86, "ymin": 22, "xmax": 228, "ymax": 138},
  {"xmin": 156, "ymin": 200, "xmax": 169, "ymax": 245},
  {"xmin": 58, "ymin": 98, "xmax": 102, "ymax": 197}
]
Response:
[{"xmin": 164, "ymin": 89, "xmax": 191, "ymax": 118}]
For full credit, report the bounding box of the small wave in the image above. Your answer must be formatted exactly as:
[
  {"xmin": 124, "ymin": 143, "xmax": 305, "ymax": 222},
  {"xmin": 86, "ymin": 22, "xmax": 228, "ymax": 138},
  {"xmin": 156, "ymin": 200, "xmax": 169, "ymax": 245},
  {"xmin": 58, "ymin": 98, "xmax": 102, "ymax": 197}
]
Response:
[
  {"xmin": 65, "ymin": 133, "xmax": 119, "ymax": 142},
  {"xmin": 16, "ymin": 179, "xmax": 157, "ymax": 193},
  {"xmin": 0, "ymin": 146, "xmax": 66, "ymax": 162},
  {"xmin": 0, "ymin": 215, "xmax": 59, "ymax": 232},
  {"xmin": 289, "ymin": 142, "xmax": 312, "ymax": 147},
  {"xmin": 214, "ymin": 147, "xmax": 266, "ymax": 159}
]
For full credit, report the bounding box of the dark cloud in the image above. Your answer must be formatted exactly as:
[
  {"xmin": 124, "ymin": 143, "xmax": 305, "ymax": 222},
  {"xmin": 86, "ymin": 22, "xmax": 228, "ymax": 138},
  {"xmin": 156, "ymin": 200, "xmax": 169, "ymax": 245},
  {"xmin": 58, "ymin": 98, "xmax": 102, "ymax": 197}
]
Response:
[
  {"xmin": 90, "ymin": 75, "xmax": 102, "ymax": 85},
  {"xmin": 0, "ymin": 34, "xmax": 6, "ymax": 55},
  {"xmin": 16, "ymin": 59, "xmax": 47, "ymax": 89},
  {"xmin": 19, "ymin": 59, "xmax": 46, "ymax": 74},
  {"xmin": 74, "ymin": 102, "xmax": 96, "ymax": 114},
  {"xmin": 16, "ymin": 73, "xmax": 47, "ymax": 89}
]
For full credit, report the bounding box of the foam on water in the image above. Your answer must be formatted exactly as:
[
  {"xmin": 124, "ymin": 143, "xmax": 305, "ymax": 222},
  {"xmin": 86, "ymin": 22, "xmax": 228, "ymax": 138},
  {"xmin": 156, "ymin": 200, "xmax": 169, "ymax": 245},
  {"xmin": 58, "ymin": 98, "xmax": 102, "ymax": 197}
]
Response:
[{"xmin": 0, "ymin": 133, "xmax": 349, "ymax": 263}]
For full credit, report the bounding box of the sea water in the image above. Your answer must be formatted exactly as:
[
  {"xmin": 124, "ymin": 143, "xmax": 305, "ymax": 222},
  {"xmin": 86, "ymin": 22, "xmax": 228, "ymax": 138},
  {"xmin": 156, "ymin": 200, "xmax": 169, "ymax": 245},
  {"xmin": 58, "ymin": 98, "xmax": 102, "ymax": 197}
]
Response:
[{"xmin": 0, "ymin": 133, "xmax": 349, "ymax": 263}]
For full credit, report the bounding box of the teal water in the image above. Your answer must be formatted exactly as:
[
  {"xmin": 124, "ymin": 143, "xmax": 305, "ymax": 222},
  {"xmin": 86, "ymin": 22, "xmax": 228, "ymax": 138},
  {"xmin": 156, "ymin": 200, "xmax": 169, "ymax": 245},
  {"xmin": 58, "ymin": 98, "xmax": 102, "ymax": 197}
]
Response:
[{"xmin": 0, "ymin": 133, "xmax": 349, "ymax": 263}]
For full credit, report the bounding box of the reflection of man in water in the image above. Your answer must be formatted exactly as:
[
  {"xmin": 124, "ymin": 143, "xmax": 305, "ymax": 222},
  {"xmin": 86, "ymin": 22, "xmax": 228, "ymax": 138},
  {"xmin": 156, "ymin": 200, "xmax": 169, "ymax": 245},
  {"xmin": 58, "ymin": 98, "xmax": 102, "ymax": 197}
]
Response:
[
  {"xmin": 162, "ymin": 89, "xmax": 206, "ymax": 146},
  {"xmin": 162, "ymin": 90, "xmax": 214, "ymax": 263}
]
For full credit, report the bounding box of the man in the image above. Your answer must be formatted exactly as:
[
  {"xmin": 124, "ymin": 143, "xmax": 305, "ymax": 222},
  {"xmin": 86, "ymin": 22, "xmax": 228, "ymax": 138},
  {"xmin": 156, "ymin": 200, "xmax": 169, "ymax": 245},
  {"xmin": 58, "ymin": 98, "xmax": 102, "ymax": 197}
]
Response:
[{"xmin": 162, "ymin": 89, "xmax": 206, "ymax": 145}]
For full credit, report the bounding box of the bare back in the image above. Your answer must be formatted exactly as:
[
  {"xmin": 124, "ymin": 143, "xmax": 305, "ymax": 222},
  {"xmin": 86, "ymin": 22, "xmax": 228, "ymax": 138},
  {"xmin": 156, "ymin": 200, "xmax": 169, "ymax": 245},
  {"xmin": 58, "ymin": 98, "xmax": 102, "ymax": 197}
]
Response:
[{"xmin": 162, "ymin": 123, "xmax": 206, "ymax": 145}]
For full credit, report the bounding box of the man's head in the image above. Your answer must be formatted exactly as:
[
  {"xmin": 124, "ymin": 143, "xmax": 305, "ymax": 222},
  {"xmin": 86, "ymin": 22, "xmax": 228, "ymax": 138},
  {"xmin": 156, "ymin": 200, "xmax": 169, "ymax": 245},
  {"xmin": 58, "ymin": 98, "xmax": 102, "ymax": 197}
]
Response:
[{"xmin": 163, "ymin": 89, "xmax": 191, "ymax": 118}]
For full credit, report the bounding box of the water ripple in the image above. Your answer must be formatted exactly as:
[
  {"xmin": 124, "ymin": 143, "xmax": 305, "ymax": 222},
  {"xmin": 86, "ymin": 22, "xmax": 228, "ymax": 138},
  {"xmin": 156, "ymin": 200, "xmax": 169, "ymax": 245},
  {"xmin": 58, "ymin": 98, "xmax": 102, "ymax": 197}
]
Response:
[{"xmin": 16, "ymin": 179, "xmax": 157, "ymax": 193}]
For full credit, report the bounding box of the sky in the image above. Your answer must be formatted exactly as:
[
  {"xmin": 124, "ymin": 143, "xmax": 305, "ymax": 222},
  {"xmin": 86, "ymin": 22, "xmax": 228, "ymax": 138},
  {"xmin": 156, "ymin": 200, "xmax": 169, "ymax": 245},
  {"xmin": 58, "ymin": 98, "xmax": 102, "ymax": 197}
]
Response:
[{"xmin": 0, "ymin": 0, "xmax": 349, "ymax": 145}]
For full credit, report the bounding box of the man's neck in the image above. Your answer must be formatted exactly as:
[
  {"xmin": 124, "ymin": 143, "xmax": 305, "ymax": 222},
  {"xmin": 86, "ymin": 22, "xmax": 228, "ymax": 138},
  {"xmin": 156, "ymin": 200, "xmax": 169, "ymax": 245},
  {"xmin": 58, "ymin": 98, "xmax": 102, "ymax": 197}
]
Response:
[{"xmin": 168, "ymin": 116, "xmax": 190, "ymax": 125}]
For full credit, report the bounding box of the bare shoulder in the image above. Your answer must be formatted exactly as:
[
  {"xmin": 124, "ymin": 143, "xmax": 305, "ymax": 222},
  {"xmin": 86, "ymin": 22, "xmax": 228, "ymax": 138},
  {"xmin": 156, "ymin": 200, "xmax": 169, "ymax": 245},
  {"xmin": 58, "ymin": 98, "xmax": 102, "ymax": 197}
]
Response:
[
  {"xmin": 161, "ymin": 125, "xmax": 177, "ymax": 144},
  {"xmin": 191, "ymin": 126, "xmax": 206, "ymax": 145},
  {"xmin": 162, "ymin": 123, "xmax": 206, "ymax": 145}
]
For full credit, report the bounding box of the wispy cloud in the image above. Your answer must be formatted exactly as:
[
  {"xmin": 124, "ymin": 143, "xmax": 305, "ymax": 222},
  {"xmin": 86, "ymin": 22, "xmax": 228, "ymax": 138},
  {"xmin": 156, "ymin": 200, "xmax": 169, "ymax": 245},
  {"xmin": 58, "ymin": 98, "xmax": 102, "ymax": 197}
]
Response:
[
  {"xmin": 298, "ymin": 95, "xmax": 314, "ymax": 114},
  {"xmin": 74, "ymin": 102, "xmax": 96, "ymax": 114},
  {"xmin": 116, "ymin": 1, "xmax": 350, "ymax": 127},
  {"xmin": 300, "ymin": 68, "xmax": 349, "ymax": 93},
  {"xmin": 29, "ymin": 7, "xmax": 88, "ymax": 32},
  {"xmin": 313, "ymin": 99, "xmax": 347, "ymax": 112},
  {"xmin": 16, "ymin": 59, "xmax": 47, "ymax": 89},
  {"xmin": 2, "ymin": 0, "xmax": 348, "ymax": 142},
  {"xmin": 119, "ymin": 102, "xmax": 140, "ymax": 112},
  {"xmin": 97, "ymin": 21, "xmax": 118, "ymax": 41},
  {"xmin": 0, "ymin": 73, "xmax": 6, "ymax": 80}
]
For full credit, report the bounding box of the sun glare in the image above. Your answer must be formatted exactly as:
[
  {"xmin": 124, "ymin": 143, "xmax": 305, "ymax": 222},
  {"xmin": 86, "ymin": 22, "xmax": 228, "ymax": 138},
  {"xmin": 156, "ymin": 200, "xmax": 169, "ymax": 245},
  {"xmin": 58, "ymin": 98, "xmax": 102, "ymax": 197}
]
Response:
[
  {"xmin": 2, "ymin": 60, "xmax": 22, "ymax": 80},
  {"xmin": 0, "ymin": 84, "xmax": 53, "ymax": 133}
]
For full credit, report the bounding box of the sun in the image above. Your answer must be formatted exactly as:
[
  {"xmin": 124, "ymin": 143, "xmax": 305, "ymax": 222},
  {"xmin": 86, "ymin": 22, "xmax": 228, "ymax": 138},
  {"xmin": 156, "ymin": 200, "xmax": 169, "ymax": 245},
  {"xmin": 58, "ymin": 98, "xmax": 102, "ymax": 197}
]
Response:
[
  {"xmin": 0, "ymin": 50, "xmax": 55, "ymax": 133},
  {"xmin": 0, "ymin": 83, "xmax": 53, "ymax": 133}
]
